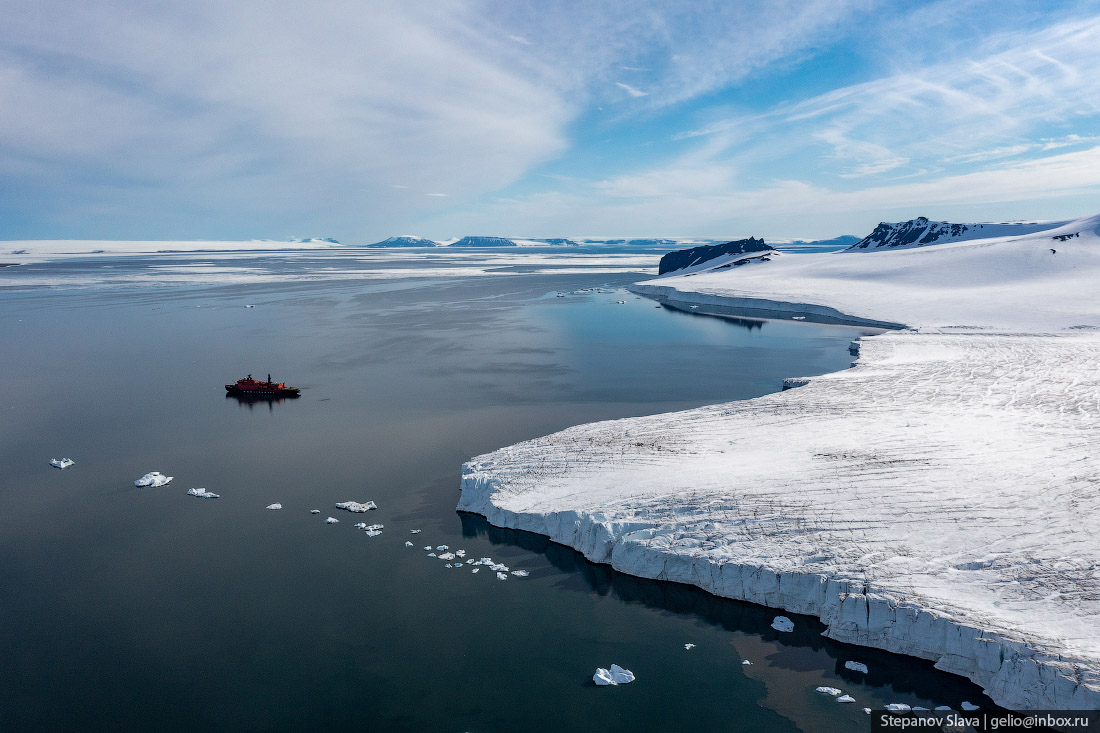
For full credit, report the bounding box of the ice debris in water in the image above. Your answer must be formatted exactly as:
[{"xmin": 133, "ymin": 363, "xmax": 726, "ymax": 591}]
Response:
[
  {"xmin": 404, "ymin": 541, "xmax": 413, "ymax": 547},
  {"xmin": 845, "ymin": 661, "xmax": 869, "ymax": 674},
  {"xmin": 354, "ymin": 523, "xmax": 367, "ymax": 529},
  {"xmin": 471, "ymin": 568, "xmax": 480, "ymax": 574},
  {"xmin": 496, "ymin": 572, "xmax": 508, "ymax": 581},
  {"xmin": 135, "ymin": 472, "xmax": 172, "ymax": 487},
  {"xmin": 961, "ymin": 702, "xmax": 979, "ymax": 711},
  {"xmin": 816, "ymin": 687, "xmax": 842, "ymax": 696},
  {"xmin": 49, "ymin": 458, "xmax": 75, "ymax": 469},
  {"xmin": 444, "ymin": 563, "xmax": 452, "ymax": 568},
  {"xmin": 310, "ymin": 509, "xmax": 320, "ymax": 514},
  {"xmin": 436, "ymin": 545, "xmax": 448, "ymax": 551},
  {"xmin": 365, "ymin": 524, "xmax": 383, "ymax": 531},
  {"xmin": 885, "ymin": 704, "xmax": 911, "ymax": 712},
  {"xmin": 410, "ymin": 529, "xmax": 422, "ymax": 534},
  {"xmin": 428, "ymin": 552, "xmax": 436, "ymax": 557},
  {"xmin": 593, "ymin": 665, "xmax": 635, "ymax": 686},
  {"xmin": 324, "ymin": 517, "xmax": 338, "ymax": 524},
  {"xmin": 684, "ymin": 643, "xmax": 695, "ymax": 650},
  {"xmin": 455, "ymin": 550, "xmax": 466, "ymax": 557},
  {"xmin": 438, "ymin": 552, "xmax": 456, "ymax": 561},
  {"xmin": 770, "ymin": 616, "xmax": 794, "ymax": 632},
  {"xmin": 741, "ymin": 660, "xmax": 752, "ymax": 666},
  {"xmin": 335, "ymin": 500, "xmax": 377, "ymax": 513},
  {"xmin": 510, "ymin": 570, "xmax": 528, "ymax": 577},
  {"xmin": 364, "ymin": 529, "xmax": 382, "ymax": 537},
  {"xmin": 423, "ymin": 546, "xmax": 432, "ymax": 551},
  {"xmin": 186, "ymin": 487, "xmax": 219, "ymax": 499},
  {"xmin": 863, "ymin": 708, "xmax": 872, "ymax": 715},
  {"xmin": 837, "ymin": 695, "xmax": 855, "ymax": 703},
  {"xmin": 266, "ymin": 503, "xmax": 282, "ymax": 510},
  {"xmin": 934, "ymin": 706, "xmax": 952, "ymax": 711}
]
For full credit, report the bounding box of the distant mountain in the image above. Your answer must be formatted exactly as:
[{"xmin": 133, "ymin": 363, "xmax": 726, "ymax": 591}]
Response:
[
  {"xmin": 365, "ymin": 236, "xmax": 438, "ymax": 247},
  {"xmin": 658, "ymin": 237, "xmax": 772, "ymax": 275},
  {"xmin": 448, "ymin": 236, "xmax": 517, "ymax": 247},
  {"xmin": 791, "ymin": 235, "xmax": 860, "ymax": 248},
  {"xmin": 291, "ymin": 237, "xmax": 340, "ymax": 243},
  {"xmin": 534, "ymin": 238, "xmax": 579, "ymax": 246},
  {"xmin": 845, "ymin": 218, "xmax": 1065, "ymax": 251}
]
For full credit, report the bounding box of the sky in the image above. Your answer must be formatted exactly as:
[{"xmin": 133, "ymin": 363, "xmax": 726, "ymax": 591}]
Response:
[{"xmin": 2, "ymin": 0, "xmax": 1100, "ymax": 242}]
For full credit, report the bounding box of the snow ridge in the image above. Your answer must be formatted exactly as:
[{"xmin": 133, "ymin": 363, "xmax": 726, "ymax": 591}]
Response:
[{"xmin": 845, "ymin": 217, "xmax": 1068, "ymax": 251}]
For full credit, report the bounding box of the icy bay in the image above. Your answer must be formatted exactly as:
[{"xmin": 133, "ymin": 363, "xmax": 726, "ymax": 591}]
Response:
[{"xmin": 1, "ymin": 246, "xmax": 994, "ymax": 730}]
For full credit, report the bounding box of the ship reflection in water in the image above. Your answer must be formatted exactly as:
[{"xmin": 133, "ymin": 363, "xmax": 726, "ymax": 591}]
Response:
[{"xmin": 225, "ymin": 391, "xmax": 298, "ymax": 411}]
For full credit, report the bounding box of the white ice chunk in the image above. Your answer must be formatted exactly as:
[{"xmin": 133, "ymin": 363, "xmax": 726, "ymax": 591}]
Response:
[
  {"xmin": 454, "ymin": 562, "xmax": 463, "ymax": 567},
  {"xmin": 335, "ymin": 500, "xmax": 377, "ymax": 513},
  {"xmin": 324, "ymin": 517, "xmax": 338, "ymax": 524},
  {"xmin": 186, "ymin": 487, "xmax": 219, "ymax": 498},
  {"xmin": 935, "ymin": 706, "xmax": 952, "ymax": 711},
  {"xmin": 455, "ymin": 550, "xmax": 466, "ymax": 557},
  {"xmin": 365, "ymin": 524, "xmax": 383, "ymax": 531},
  {"xmin": 427, "ymin": 552, "xmax": 436, "ymax": 557},
  {"xmin": 771, "ymin": 616, "xmax": 794, "ymax": 632},
  {"xmin": 885, "ymin": 704, "xmax": 911, "ymax": 712},
  {"xmin": 816, "ymin": 687, "xmax": 842, "ymax": 696},
  {"xmin": 961, "ymin": 702, "xmax": 979, "ymax": 711},
  {"xmin": 423, "ymin": 546, "xmax": 432, "ymax": 551},
  {"xmin": 267, "ymin": 503, "xmax": 283, "ymax": 510},
  {"xmin": 354, "ymin": 523, "xmax": 367, "ymax": 529},
  {"xmin": 404, "ymin": 541, "xmax": 414, "ymax": 547},
  {"xmin": 742, "ymin": 660, "xmax": 752, "ymax": 666},
  {"xmin": 49, "ymin": 458, "xmax": 74, "ymax": 469},
  {"xmin": 684, "ymin": 643, "xmax": 695, "ymax": 650},
  {"xmin": 410, "ymin": 529, "xmax": 422, "ymax": 534},
  {"xmin": 609, "ymin": 664, "xmax": 635, "ymax": 684},
  {"xmin": 837, "ymin": 695, "xmax": 855, "ymax": 703},
  {"xmin": 471, "ymin": 568, "xmax": 480, "ymax": 574},
  {"xmin": 445, "ymin": 563, "xmax": 452, "ymax": 568},
  {"xmin": 438, "ymin": 552, "xmax": 456, "ymax": 560},
  {"xmin": 511, "ymin": 570, "xmax": 529, "ymax": 577},
  {"xmin": 845, "ymin": 661, "xmax": 869, "ymax": 674},
  {"xmin": 490, "ymin": 564, "xmax": 509, "ymax": 572},
  {"xmin": 496, "ymin": 572, "xmax": 508, "ymax": 580},
  {"xmin": 134, "ymin": 471, "xmax": 173, "ymax": 487},
  {"xmin": 436, "ymin": 545, "xmax": 448, "ymax": 551},
  {"xmin": 310, "ymin": 509, "xmax": 320, "ymax": 514},
  {"xmin": 863, "ymin": 708, "xmax": 872, "ymax": 715}
]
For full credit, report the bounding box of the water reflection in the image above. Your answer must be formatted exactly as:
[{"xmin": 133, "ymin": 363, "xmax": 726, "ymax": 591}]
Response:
[
  {"xmin": 458, "ymin": 512, "xmax": 996, "ymax": 710},
  {"xmin": 225, "ymin": 392, "xmax": 299, "ymax": 410}
]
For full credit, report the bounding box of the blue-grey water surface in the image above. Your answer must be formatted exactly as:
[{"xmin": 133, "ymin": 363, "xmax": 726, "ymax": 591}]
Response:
[{"xmin": 0, "ymin": 248, "xmax": 994, "ymax": 731}]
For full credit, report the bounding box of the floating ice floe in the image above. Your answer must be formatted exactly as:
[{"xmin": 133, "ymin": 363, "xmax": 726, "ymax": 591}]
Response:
[
  {"xmin": 324, "ymin": 517, "xmax": 338, "ymax": 524},
  {"xmin": 436, "ymin": 545, "xmax": 448, "ymax": 551},
  {"xmin": 837, "ymin": 695, "xmax": 855, "ymax": 703},
  {"xmin": 593, "ymin": 665, "xmax": 635, "ymax": 686},
  {"xmin": 364, "ymin": 529, "xmax": 382, "ymax": 537},
  {"xmin": 404, "ymin": 541, "xmax": 413, "ymax": 547},
  {"xmin": 365, "ymin": 524, "xmax": 382, "ymax": 531},
  {"xmin": 444, "ymin": 563, "xmax": 452, "ymax": 568},
  {"xmin": 49, "ymin": 458, "xmax": 75, "ymax": 469},
  {"xmin": 245, "ymin": 304, "xmax": 254, "ymax": 308},
  {"xmin": 427, "ymin": 552, "xmax": 436, "ymax": 557},
  {"xmin": 438, "ymin": 552, "xmax": 455, "ymax": 560},
  {"xmin": 135, "ymin": 471, "xmax": 173, "ymax": 487},
  {"xmin": 496, "ymin": 572, "xmax": 508, "ymax": 580},
  {"xmin": 885, "ymin": 704, "xmax": 911, "ymax": 712},
  {"xmin": 934, "ymin": 706, "xmax": 952, "ymax": 711},
  {"xmin": 471, "ymin": 568, "xmax": 480, "ymax": 574},
  {"xmin": 961, "ymin": 702, "xmax": 979, "ymax": 711},
  {"xmin": 454, "ymin": 562, "xmax": 463, "ymax": 567},
  {"xmin": 511, "ymin": 570, "xmax": 529, "ymax": 577},
  {"xmin": 187, "ymin": 487, "xmax": 219, "ymax": 499},
  {"xmin": 816, "ymin": 687, "xmax": 842, "ymax": 696},
  {"xmin": 490, "ymin": 564, "xmax": 509, "ymax": 572},
  {"xmin": 771, "ymin": 616, "xmax": 794, "ymax": 632},
  {"xmin": 354, "ymin": 523, "xmax": 367, "ymax": 529},
  {"xmin": 267, "ymin": 503, "xmax": 282, "ymax": 510},
  {"xmin": 454, "ymin": 550, "xmax": 466, "ymax": 557},
  {"xmin": 741, "ymin": 660, "xmax": 752, "ymax": 666},
  {"xmin": 410, "ymin": 529, "xmax": 421, "ymax": 534},
  {"xmin": 863, "ymin": 708, "xmax": 872, "ymax": 715},
  {"xmin": 684, "ymin": 643, "xmax": 695, "ymax": 650},
  {"xmin": 845, "ymin": 661, "xmax": 869, "ymax": 674},
  {"xmin": 423, "ymin": 546, "xmax": 431, "ymax": 551},
  {"xmin": 335, "ymin": 500, "xmax": 377, "ymax": 513},
  {"xmin": 792, "ymin": 316, "xmax": 806, "ymax": 320}
]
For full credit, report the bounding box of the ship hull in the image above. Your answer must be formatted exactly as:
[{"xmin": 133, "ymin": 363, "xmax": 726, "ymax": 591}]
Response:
[{"xmin": 225, "ymin": 385, "xmax": 300, "ymax": 397}]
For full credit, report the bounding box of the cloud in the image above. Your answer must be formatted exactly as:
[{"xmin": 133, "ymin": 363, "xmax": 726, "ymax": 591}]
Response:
[{"xmin": 615, "ymin": 82, "xmax": 648, "ymax": 98}]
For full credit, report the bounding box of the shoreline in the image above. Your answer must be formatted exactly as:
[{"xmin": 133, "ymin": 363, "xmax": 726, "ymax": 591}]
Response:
[{"xmin": 458, "ymin": 279, "xmax": 1100, "ymax": 710}]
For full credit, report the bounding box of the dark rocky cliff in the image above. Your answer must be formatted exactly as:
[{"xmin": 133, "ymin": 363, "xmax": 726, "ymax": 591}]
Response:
[{"xmin": 658, "ymin": 237, "xmax": 770, "ymax": 275}]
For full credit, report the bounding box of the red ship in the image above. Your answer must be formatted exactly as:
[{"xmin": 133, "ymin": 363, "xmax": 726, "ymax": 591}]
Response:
[{"xmin": 225, "ymin": 374, "xmax": 301, "ymax": 397}]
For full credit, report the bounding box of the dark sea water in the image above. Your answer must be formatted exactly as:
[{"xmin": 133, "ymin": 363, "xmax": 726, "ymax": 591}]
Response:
[{"xmin": 0, "ymin": 249, "xmax": 994, "ymax": 731}]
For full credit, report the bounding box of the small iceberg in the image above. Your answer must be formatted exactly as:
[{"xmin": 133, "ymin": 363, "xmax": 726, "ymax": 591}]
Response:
[
  {"xmin": 684, "ymin": 643, "xmax": 695, "ymax": 650},
  {"xmin": 741, "ymin": 660, "xmax": 752, "ymax": 666},
  {"xmin": 771, "ymin": 616, "xmax": 794, "ymax": 632},
  {"xmin": 593, "ymin": 664, "xmax": 635, "ymax": 686},
  {"xmin": 496, "ymin": 572, "xmax": 508, "ymax": 580},
  {"xmin": 844, "ymin": 661, "xmax": 869, "ymax": 674},
  {"xmin": 961, "ymin": 702, "xmax": 979, "ymax": 711},
  {"xmin": 266, "ymin": 503, "xmax": 283, "ymax": 510},
  {"xmin": 885, "ymin": 703, "xmax": 911, "ymax": 712},
  {"xmin": 135, "ymin": 471, "xmax": 173, "ymax": 487},
  {"xmin": 324, "ymin": 517, "xmax": 338, "ymax": 524},
  {"xmin": 364, "ymin": 529, "xmax": 382, "ymax": 537},
  {"xmin": 436, "ymin": 545, "xmax": 448, "ymax": 551},
  {"xmin": 404, "ymin": 541, "xmax": 413, "ymax": 547},
  {"xmin": 510, "ymin": 570, "xmax": 529, "ymax": 577},
  {"xmin": 837, "ymin": 695, "xmax": 855, "ymax": 703},
  {"xmin": 423, "ymin": 546, "xmax": 431, "ymax": 551},
  {"xmin": 934, "ymin": 706, "xmax": 952, "ymax": 711},
  {"xmin": 49, "ymin": 458, "xmax": 75, "ymax": 469},
  {"xmin": 438, "ymin": 552, "xmax": 456, "ymax": 560},
  {"xmin": 186, "ymin": 487, "xmax": 219, "ymax": 499},
  {"xmin": 410, "ymin": 529, "xmax": 422, "ymax": 534},
  {"xmin": 354, "ymin": 523, "xmax": 367, "ymax": 529},
  {"xmin": 816, "ymin": 687, "xmax": 842, "ymax": 696},
  {"xmin": 310, "ymin": 509, "xmax": 320, "ymax": 514},
  {"xmin": 471, "ymin": 568, "xmax": 480, "ymax": 574},
  {"xmin": 335, "ymin": 500, "xmax": 377, "ymax": 513}
]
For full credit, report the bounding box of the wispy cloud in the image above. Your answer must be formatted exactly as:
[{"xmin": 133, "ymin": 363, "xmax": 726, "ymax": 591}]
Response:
[{"xmin": 615, "ymin": 82, "xmax": 648, "ymax": 98}]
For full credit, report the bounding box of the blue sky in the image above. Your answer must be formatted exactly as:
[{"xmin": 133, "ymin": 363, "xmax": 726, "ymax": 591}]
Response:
[{"xmin": 2, "ymin": 0, "xmax": 1099, "ymax": 242}]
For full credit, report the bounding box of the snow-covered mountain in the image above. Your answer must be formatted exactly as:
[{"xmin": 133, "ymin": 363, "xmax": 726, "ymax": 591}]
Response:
[
  {"xmin": 845, "ymin": 216, "xmax": 1068, "ymax": 251},
  {"xmin": 364, "ymin": 236, "xmax": 438, "ymax": 247},
  {"xmin": 657, "ymin": 237, "xmax": 772, "ymax": 275},
  {"xmin": 448, "ymin": 236, "xmax": 518, "ymax": 247}
]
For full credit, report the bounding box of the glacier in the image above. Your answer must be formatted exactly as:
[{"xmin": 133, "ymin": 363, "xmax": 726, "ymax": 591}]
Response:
[{"xmin": 458, "ymin": 214, "xmax": 1100, "ymax": 711}]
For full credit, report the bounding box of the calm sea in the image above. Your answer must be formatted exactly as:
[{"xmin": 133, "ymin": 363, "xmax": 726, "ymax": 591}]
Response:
[{"xmin": 0, "ymin": 248, "xmax": 992, "ymax": 731}]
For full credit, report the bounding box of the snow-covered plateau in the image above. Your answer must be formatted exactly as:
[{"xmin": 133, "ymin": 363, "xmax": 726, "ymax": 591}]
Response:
[{"xmin": 458, "ymin": 214, "xmax": 1100, "ymax": 711}]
